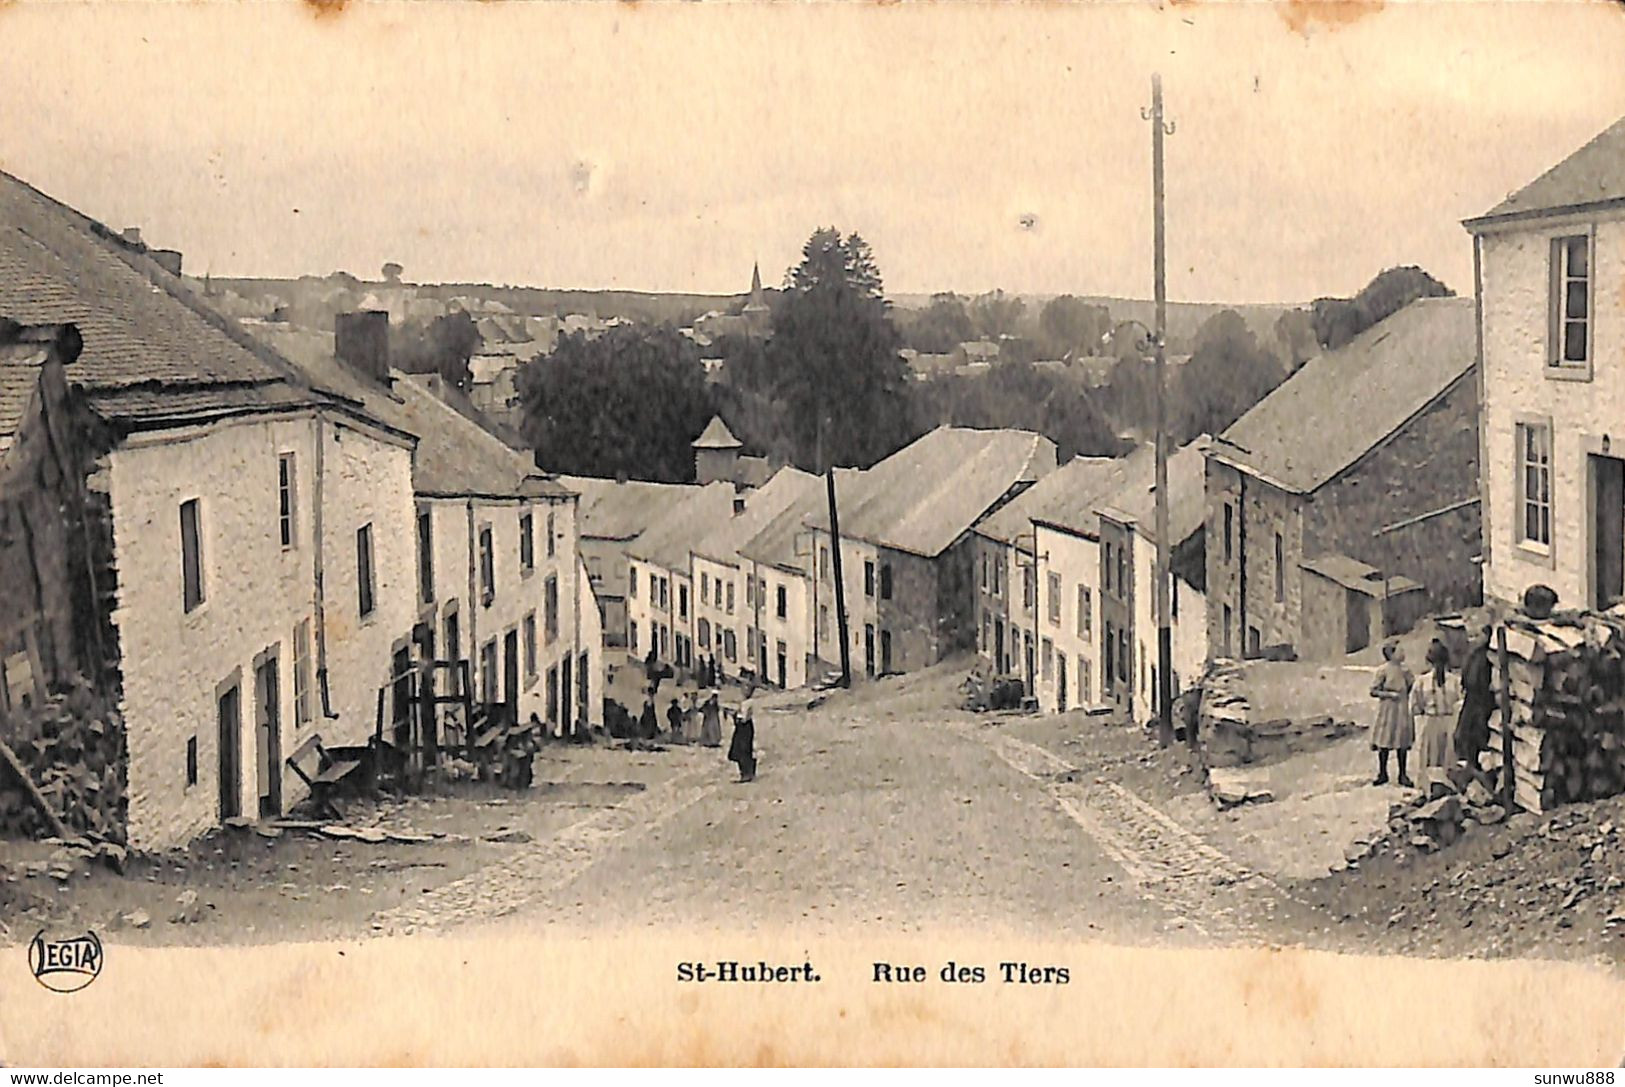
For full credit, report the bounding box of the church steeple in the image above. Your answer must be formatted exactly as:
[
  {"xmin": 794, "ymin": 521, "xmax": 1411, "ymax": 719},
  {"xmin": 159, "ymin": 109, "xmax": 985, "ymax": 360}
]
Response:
[{"xmin": 743, "ymin": 260, "xmax": 769, "ymax": 319}]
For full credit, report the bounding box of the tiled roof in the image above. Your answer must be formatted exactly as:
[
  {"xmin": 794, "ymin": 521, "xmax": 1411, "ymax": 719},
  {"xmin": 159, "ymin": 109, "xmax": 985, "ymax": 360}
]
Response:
[
  {"xmin": 740, "ymin": 469, "xmax": 859, "ymax": 572},
  {"xmin": 560, "ymin": 475, "xmax": 706, "ymax": 541},
  {"xmin": 1097, "ymin": 438, "xmax": 1212, "ymax": 548},
  {"xmin": 1213, "ymin": 297, "xmax": 1476, "ymax": 494},
  {"xmin": 0, "ymin": 171, "xmax": 324, "ymax": 425},
  {"xmin": 975, "ymin": 455, "xmax": 1118, "ymax": 545},
  {"xmin": 0, "ymin": 340, "xmax": 49, "ymax": 457},
  {"xmin": 694, "ymin": 467, "xmax": 820, "ymax": 567},
  {"xmin": 809, "ymin": 426, "xmax": 1057, "ymax": 557},
  {"xmin": 393, "ymin": 374, "xmax": 572, "ymax": 500},
  {"xmin": 625, "ymin": 481, "xmax": 738, "ymax": 572},
  {"xmin": 693, "ymin": 415, "xmax": 742, "ymax": 450},
  {"xmin": 1470, "ymin": 115, "xmax": 1625, "ymax": 225}
]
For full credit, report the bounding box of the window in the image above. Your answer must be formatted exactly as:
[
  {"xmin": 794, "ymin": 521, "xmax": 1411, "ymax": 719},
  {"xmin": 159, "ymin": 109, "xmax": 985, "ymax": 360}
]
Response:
[
  {"xmin": 520, "ymin": 512, "xmax": 535, "ymax": 574},
  {"xmin": 981, "ymin": 552, "xmax": 989, "ymax": 590},
  {"xmin": 776, "ymin": 584, "xmax": 787, "ymax": 620},
  {"xmin": 1222, "ymin": 604, "xmax": 1234, "ymax": 655},
  {"xmin": 629, "ymin": 565, "xmax": 638, "ymax": 599},
  {"xmin": 679, "ymin": 583, "xmax": 689, "ymax": 622},
  {"xmin": 1079, "ymin": 657, "xmax": 1090, "ymax": 704},
  {"xmin": 879, "ymin": 563, "xmax": 893, "ymax": 601},
  {"xmin": 1117, "ymin": 549, "xmax": 1128, "ymax": 600},
  {"xmin": 864, "ymin": 560, "xmax": 876, "ymax": 597},
  {"xmin": 479, "ymin": 526, "xmax": 495, "ymax": 605},
  {"xmin": 658, "ymin": 577, "xmax": 669, "ymax": 610},
  {"xmin": 545, "ymin": 575, "xmax": 559, "ymax": 642},
  {"xmin": 278, "ymin": 453, "xmax": 298, "ymax": 550},
  {"xmin": 1077, "ymin": 586, "xmax": 1092, "ymax": 638},
  {"xmin": 1042, "ymin": 638, "xmax": 1053, "ymax": 682},
  {"xmin": 180, "ymin": 498, "xmax": 205, "ymax": 612},
  {"xmin": 1223, "ymin": 504, "xmax": 1234, "ymax": 564},
  {"xmin": 481, "ymin": 640, "xmax": 499, "ymax": 704},
  {"xmin": 1552, "ymin": 234, "xmax": 1591, "ymax": 368},
  {"xmin": 1104, "ymin": 621, "xmax": 1115, "ymax": 686},
  {"xmin": 982, "ymin": 613, "xmax": 992, "ymax": 651},
  {"xmin": 746, "ymin": 577, "xmax": 754, "ymax": 607},
  {"xmin": 1023, "ymin": 565, "xmax": 1036, "ymax": 611},
  {"xmin": 547, "ymin": 666, "xmax": 559, "ymax": 724},
  {"xmin": 701, "ymin": 572, "xmax": 710, "ymax": 601},
  {"xmin": 699, "ymin": 617, "xmax": 711, "ymax": 649},
  {"xmin": 724, "ymin": 629, "xmax": 737, "ymax": 662},
  {"xmin": 293, "ymin": 619, "xmax": 313, "ymax": 725},
  {"xmin": 1104, "ymin": 543, "xmax": 1114, "ymax": 594},
  {"xmin": 726, "ymin": 581, "xmax": 735, "ymax": 614},
  {"xmin": 630, "ymin": 620, "xmax": 639, "ymax": 653},
  {"xmin": 660, "ymin": 624, "xmax": 670, "ymax": 657},
  {"xmin": 1517, "ymin": 421, "xmax": 1553, "ymax": 549},
  {"xmin": 1274, "ymin": 532, "xmax": 1285, "ymax": 603},
  {"xmin": 1118, "ymin": 629, "xmax": 1130, "ymax": 684},
  {"xmin": 879, "ymin": 630, "xmax": 891, "ymax": 674},
  {"xmin": 993, "ymin": 558, "xmax": 1004, "ymax": 598},
  {"xmin": 444, "ymin": 610, "xmax": 460, "ymax": 663},
  {"xmin": 819, "ymin": 605, "xmax": 830, "ymax": 642},
  {"xmin": 820, "ymin": 546, "xmax": 830, "ymax": 581},
  {"xmin": 523, "ymin": 613, "xmax": 538, "ymax": 682},
  {"xmin": 417, "ymin": 510, "xmax": 434, "ymax": 604},
  {"xmin": 546, "ymin": 511, "xmax": 556, "ymax": 558},
  {"xmin": 1047, "ymin": 572, "xmax": 1062, "ymax": 625},
  {"xmin": 357, "ymin": 523, "xmax": 376, "ymax": 618}
]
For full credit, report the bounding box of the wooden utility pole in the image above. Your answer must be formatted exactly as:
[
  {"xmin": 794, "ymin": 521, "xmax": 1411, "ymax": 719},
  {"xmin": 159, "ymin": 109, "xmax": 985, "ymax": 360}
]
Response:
[
  {"xmin": 1146, "ymin": 73, "xmax": 1176, "ymax": 748},
  {"xmin": 821, "ymin": 416, "xmax": 852, "ymax": 688}
]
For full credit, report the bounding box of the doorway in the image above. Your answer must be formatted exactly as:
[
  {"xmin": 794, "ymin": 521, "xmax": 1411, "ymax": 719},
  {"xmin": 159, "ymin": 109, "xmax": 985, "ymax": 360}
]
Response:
[
  {"xmin": 863, "ymin": 624, "xmax": 875, "ymax": 678},
  {"xmin": 994, "ymin": 620, "xmax": 1005, "ymax": 674},
  {"xmin": 503, "ymin": 629, "xmax": 520, "ymax": 718},
  {"xmin": 217, "ymin": 682, "xmax": 242, "ymax": 821},
  {"xmin": 1593, "ymin": 454, "xmax": 1625, "ymax": 609},
  {"xmin": 1057, "ymin": 655, "xmax": 1068, "ymax": 713},
  {"xmin": 1346, "ymin": 589, "xmax": 1371, "ymax": 653},
  {"xmin": 561, "ymin": 655, "xmax": 573, "ymax": 737},
  {"xmin": 254, "ymin": 653, "xmax": 281, "ymax": 818}
]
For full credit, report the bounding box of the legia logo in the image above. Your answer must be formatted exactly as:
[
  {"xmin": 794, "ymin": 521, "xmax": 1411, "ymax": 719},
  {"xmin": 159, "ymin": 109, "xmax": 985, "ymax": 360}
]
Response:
[{"xmin": 28, "ymin": 929, "xmax": 103, "ymax": 993}]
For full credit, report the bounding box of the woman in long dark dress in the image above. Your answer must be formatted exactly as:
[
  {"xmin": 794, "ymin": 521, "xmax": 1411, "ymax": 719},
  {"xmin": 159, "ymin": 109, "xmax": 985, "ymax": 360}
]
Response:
[
  {"xmin": 638, "ymin": 698, "xmax": 659, "ymax": 741},
  {"xmin": 728, "ymin": 693, "xmax": 757, "ymax": 782},
  {"xmin": 1454, "ymin": 624, "xmax": 1494, "ymax": 770}
]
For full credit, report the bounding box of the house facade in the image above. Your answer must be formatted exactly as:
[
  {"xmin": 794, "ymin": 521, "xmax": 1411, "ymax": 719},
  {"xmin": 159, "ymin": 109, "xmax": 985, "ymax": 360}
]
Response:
[
  {"xmin": 1466, "ymin": 116, "xmax": 1625, "ymax": 613},
  {"xmin": 625, "ymin": 481, "xmax": 736, "ymax": 672},
  {"xmin": 1205, "ymin": 297, "xmax": 1480, "ymax": 661}
]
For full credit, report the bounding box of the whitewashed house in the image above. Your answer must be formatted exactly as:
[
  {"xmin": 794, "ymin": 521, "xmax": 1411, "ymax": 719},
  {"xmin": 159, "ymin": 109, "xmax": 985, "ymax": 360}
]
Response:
[
  {"xmin": 625, "ymin": 481, "xmax": 735, "ymax": 671},
  {"xmin": 1467, "ymin": 116, "xmax": 1625, "ymax": 612},
  {"xmin": 0, "ymin": 170, "xmax": 419, "ymax": 849}
]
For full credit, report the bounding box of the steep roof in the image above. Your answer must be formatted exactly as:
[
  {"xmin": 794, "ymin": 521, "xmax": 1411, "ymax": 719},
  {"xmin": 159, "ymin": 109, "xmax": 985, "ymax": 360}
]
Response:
[
  {"xmin": 393, "ymin": 374, "xmax": 572, "ymax": 500},
  {"xmin": 1212, "ymin": 297, "xmax": 1476, "ymax": 495},
  {"xmin": 809, "ymin": 426, "xmax": 1057, "ymax": 557},
  {"xmin": 0, "ymin": 170, "xmax": 329, "ymax": 428},
  {"xmin": 1030, "ymin": 448, "xmax": 1151, "ymax": 538},
  {"xmin": 741, "ymin": 468, "xmax": 860, "ymax": 572},
  {"xmin": 692, "ymin": 415, "xmax": 743, "ymax": 450},
  {"xmin": 974, "ymin": 455, "xmax": 1118, "ymax": 546},
  {"xmin": 625, "ymin": 481, "xmax": 738, "ymax": 572},
  {"xmin": 1097, "ymin": 438, "xmax": 1212, "ymax": 548},
  {"xmin": 693, "ymin": 466, "xmax": 819, "ymax": 567},
  {"xmin": 0, "ymin": 324, "xmax": 79, "ymax": 458},
  {"xmin": 1468, "ymin": 115, "xmax": 1625, "ymax": 227},
  {"xmin": 560, "ymin": 475, "xmax": 705, "ymax": 541}
]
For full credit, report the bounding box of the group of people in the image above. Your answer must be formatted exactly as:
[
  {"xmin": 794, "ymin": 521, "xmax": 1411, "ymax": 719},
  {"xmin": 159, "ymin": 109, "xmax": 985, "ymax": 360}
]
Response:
[
  {"xmin": 1368, "ymin": 624, "xmax": 1495, "ymax": 790},
  {"xmin": 609, "ymin": 665, "xmax": 759, "ymax": 783}
]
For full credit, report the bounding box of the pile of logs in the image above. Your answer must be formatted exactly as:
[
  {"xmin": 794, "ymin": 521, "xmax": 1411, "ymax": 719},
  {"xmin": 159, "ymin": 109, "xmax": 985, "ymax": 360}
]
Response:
[
  {"xmin": 1492, "ymin": 611, "xmax": 1625, "ymax": 814},
  {"xmin": 0, "ymin": 678, "xmax": 126, "ymax": 842}
]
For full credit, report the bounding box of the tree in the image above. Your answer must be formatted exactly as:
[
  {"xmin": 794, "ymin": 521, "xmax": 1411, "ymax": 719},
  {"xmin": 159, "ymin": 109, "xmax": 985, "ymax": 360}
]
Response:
[
  {"xmin": 1038, "ymin": 295, "xmax": 1112, "ymax": 359},
  {"xmin": 969, "ymin": 289, "xmax": 1026, "ymax": 341},
  {"xmin": 1272, "ymin": 308, "xmax": 1319, "ymax": 373},
  {"xmin": 910, "ymin": 362, "xmax": 1128, "ymax": 461},
  {"xmin": 1313, "ymin": 265, "xmax": 1455, "ymax": 351},
  {"xmin": 381, "ymin": 262, "xmax": 404, "ymax": 284},
  {"xmin": 1171, "ymin": 309, "xmax": 1286, "ymax": 443},
  {"xmin": 765, "ymin": 228, "xmax": 917, "ymax": 469},
  {"xmin": 516, "ymin": 325, "xmax": 716, "ymax": 482},
  {"xmin": 902, "ymin": 292, "xmax": 975, "ymax": 354},
  {"xmin": 390, "ymin": 311, "xmax": 481, "ymax": 390}
]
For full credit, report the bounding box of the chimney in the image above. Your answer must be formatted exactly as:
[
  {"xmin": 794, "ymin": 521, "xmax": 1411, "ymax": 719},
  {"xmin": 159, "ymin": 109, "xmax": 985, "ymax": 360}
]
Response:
[
  {"xmin": 151, "ymin": 249, "xmax": 183, "ymax": 276},
  {"xmin": 732, "ymin": 496, "xmax": 746, "ymax": 516},
  {"xmin": 121, "ymin": 227, "xmax": 143, "ymax": 247},
  {"xmin": 335, "ymin": 310, "xmax": 391, "ymax": 385}
]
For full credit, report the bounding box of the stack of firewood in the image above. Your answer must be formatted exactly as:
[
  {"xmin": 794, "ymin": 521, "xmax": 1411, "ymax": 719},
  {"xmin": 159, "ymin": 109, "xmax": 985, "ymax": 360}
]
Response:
[
  {"xmin": 1490, "ymin": 612, "xmax": 1625, "ymax": 814},
  {"xmin": 0, "ymin": 678, "xmax": 126, "ymax": 842}
]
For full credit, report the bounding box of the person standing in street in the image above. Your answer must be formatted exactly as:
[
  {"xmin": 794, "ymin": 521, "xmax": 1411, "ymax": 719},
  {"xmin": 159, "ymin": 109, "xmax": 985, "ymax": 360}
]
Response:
[
  {"xmin": 1454, "ymin": 623, "xmax": 1494, "ymax": 771},
  {"xmin": 666, "ymin": 697, "xmax": 687, "ymax": 743},
  {"xmin": 1411, "ymin": 639, "xmax": 1460, "ymax": 793},
  {"xmin": 1370, "ymin": 641, "xmax": 1415, "ymax": 788},
  {"xmin": 728, "ymin": 689, "xmax": 757, "ymax": 782},
  {"xmin": 700, "ymin": 691, "xmax": 723, "ymax": 747}
]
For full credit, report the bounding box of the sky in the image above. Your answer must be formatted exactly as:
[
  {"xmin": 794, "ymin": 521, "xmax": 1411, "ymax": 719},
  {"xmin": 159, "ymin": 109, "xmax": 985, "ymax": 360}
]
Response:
[{"xmin": 2, "ymin": 1, "xmax": 1623, "ymax": 304}]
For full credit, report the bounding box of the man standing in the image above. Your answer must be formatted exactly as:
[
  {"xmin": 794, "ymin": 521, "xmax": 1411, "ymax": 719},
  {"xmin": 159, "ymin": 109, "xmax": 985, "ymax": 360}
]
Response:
[{"xmin": 728, "ymin": 690, "xmax": 757, "ymax": 783}]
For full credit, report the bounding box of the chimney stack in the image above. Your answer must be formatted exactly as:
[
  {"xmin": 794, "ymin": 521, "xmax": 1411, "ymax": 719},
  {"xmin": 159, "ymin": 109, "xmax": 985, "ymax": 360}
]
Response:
[
  {"xmin": 335, "ymin": 310, "xmax": 391, "ymax": 385},
  {"xmin": 121, "ymin": 227, "xmax": 143, "ymax": 247},
  {"xmin": 151, "ymin": 249, "xmax": 183, "ymax": 276}
]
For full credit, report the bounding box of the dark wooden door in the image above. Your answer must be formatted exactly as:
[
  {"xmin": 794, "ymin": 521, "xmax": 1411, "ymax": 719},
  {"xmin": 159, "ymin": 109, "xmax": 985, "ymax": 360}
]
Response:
[
  {"xmin": 1346, "ymin": 589, "xmax": 1370, "ymax": 654},
  {"xmin": 1595, "ymin": 455, "xmax": 1625, "ymax": 609},
  {"xmin": 217, "ymin": 684, "xmax": 241, "ymax": 821},
  {"xmin": 1058, "ymin": 655, "xmax": 1068, "ymax": 713},
  {"xmin": 255, "ymin": 655, "xmax": 281, "ymax": 818},
  {"xmin": 503, "ymin": 630, "xmax": 520, "ymax": 717}
]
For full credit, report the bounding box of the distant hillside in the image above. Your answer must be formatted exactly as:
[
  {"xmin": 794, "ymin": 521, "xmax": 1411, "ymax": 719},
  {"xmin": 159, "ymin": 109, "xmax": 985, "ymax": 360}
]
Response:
[
  {"xmin": 207, "ymin": 277, "xmax": 751, "ymax": 326},
  {"xmin": 892, "ymin": 292, "xmax": 1306, "ymax": 356}
]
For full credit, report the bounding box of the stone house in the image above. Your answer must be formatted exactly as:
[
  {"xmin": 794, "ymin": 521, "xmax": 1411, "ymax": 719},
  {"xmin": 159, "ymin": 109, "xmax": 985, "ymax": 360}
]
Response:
[
  {"xmin": 624, "ymin": 481, "xmax": 736, "ymax": 672},
  {"xmin": 807, "ymin": 427, "xmax": 1056, "ymax": 677},
  {"xmin": 1465, "ymin": 115, "xmax": 1625, "ymax": 614},
  {"xmin": 690, "ymin": 466, "xmax": 819, "ymax": 687},
  {"xmin": 0, "ymin": 170, "xmax": 419, "ymax": 850},
  {"xmin": 971, "ymin": 456, "xmax": 1116, "ymax": 696},
  {"xmin": 1205, "ymin": 296, "xmax": 1480, "ymax": 662},
  {"xmin": 1095, "ymin": 440, "xmax": 1210, "ymax": 726}
]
